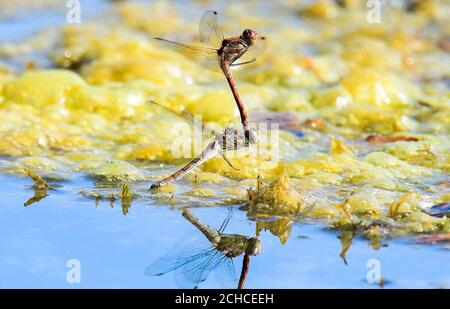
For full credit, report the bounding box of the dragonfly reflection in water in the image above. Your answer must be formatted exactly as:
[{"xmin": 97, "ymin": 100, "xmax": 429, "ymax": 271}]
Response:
[
  {"xmin": 145, "ymin": 209, "xmax": 261, "ymax": 289},
  {"xmin": 155, "ymin": 10, "xmax": 266, "ymax": 140}
]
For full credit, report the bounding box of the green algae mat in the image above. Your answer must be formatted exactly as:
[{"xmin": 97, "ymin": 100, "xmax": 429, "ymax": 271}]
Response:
[{"xmin": 0, "ymin": 0, "xmax": 449, "ymax": 288}]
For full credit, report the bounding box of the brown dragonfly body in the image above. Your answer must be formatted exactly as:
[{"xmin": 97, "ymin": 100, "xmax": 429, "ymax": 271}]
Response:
[
  {"xmin": 150, "ymin": 126, "xmax": 259, "ymax": 189},
  {"xmin": 218, "ymin": 31, "xmax": 260, "ymax": 137},
  {"xmin": 154, "ymin": 11, "xmax": 265, "ymax": 140}
]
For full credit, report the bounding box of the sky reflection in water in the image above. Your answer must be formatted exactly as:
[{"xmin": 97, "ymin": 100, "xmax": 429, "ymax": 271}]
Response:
[{"xmin": 0, "ymin": 174, "xmax": 449, "ymax": 288}]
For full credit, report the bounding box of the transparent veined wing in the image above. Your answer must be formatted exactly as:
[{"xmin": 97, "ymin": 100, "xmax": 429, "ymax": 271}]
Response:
[
  {"xmin": 154, "ymin": 38, "xmax": 217, "ymax": 57},
  {"xmin": 145, "ymin": 230, "xmax": 230, "ymax": 289},
  {"xmin": 147, "ymin": 100, "xmax": 214, "ymax": 142},
  {"xmin": 175, "ymin": 248, "xmax": 229, "ymax": 289},
  {"xmin": 214, "ymin": 255, "xmax": 238, "ymax": 289},
  {"xmin": 153, "ymin": 37, "xmax": 220, "ymax": 71},
  {"xmin": 144, "ymin": 230, "xmax": 213, "ymax": 277},
  {"xmin": 232, "ymin": 35, "xmax": 268, "ymax": 67},
  {"xmin": 198, "ymin": 10, "xmax": 224, "ymax": 48}
]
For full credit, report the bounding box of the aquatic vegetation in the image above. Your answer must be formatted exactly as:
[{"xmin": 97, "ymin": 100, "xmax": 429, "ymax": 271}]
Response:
[
  {"xmin": 23, "ymin": 168, "xmax": 49, "ymax": 207},
  {"xmin": 90, "ymin": 160, "xmax": 144, "ymax": 182},
  {"xmin": 0, "ymin": 0, "xmax": 449, "ymax": 248},
  {"xmin": 247, "ymin": 175, "xmax": 302, "ymax": 217},
  {"xmin": 119, "ymin": 182, "xmax": 133, "ymax": 215}
]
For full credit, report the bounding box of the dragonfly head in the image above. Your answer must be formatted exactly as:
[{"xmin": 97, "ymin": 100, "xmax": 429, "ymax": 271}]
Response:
[
  {"xmin": 241, "ymin": 29, "xmax": 259, "ymax": 46},
  {"xmin": 245, "ymin": 237, "xmax": 261, "ymax": 256}
]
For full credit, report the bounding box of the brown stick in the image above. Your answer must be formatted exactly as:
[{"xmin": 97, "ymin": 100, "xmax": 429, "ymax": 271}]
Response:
[{"xmin": 237, "ymin": 254, "xmax": 250, "ymax": 289}]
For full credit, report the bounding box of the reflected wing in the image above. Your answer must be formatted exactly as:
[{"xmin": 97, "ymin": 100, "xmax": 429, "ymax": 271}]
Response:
[
  {"xmin": 214, "ymin": 257, "xmax": 238, "ymax": 288},
  {"xmin": 175, "ymin": 248, "xmax": 228, "ymax": 288},
  {"xmin": 233, "ymin": 36, "xmax": 268, "ymax": 66},
  {"xmin": 154, "ymin": 37, "xmax": 220, "ymax": 71},
  {"xmin": 199, "ymin": 10, "xmax": 224, "ymax": 47},
  {"xmin": 144, "ymin": 231, "xmax": 213, "ymax": 277}
]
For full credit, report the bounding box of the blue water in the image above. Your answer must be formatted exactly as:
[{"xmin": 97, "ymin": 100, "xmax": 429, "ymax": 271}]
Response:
[{"xmin": 0, "ymin": 174, "xmax": 448, "ymax": 288}]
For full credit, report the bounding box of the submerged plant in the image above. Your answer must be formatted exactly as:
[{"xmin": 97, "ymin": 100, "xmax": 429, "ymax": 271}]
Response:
[
  {"xmin": 23, "ymin": 168, "xmax": 49, "ymax": 207},
  {"xmin": 120, "ymin": 182, "xmax": 133, "ymax": 215}
]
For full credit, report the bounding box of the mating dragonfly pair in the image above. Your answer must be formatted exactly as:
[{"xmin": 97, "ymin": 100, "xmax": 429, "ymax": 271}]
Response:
[{"xmin": 150, "ymin": 10, "xmax": 267, "ymax": 189}]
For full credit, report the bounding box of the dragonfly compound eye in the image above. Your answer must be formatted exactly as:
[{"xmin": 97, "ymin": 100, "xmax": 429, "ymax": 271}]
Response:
[{"xmin": 242, "ymin": 29, "xmax": 258, "ymax": 46}]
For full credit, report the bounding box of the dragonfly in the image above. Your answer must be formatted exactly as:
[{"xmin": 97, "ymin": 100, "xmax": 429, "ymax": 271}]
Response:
[
  {"xmin": 145, "ymin": 208, "xmax": 261, "ymax": 289},
  {"xmin": 154, "ymin": 10, "xmax": 267, "ymax": 141},
  {"xmin": 148, "ymin": 100, "xmax": 259, "ymax": 189}
]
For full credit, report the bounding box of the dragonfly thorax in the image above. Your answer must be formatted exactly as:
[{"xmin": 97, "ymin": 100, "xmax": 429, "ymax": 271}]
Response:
[
  {"xmin": 216, "ymin": 235, "xmax": 249, "ymax": 258},
  {"xmin": 216, "ymin": 235, "xmax": 261, "ymax": 258},
  {"xmin": 219, "ymin": 39, "xmax": 249, "ymax": 66}
]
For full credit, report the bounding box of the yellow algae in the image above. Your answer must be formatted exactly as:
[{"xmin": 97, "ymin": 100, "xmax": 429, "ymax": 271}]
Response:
[
  {"xmin": 321, "ymin": 102, "xmax": 415, "ymax": 134},
  {"xmin": 342, "ymin": 37, "xmax": 401, "ymax": 70},
  {"xmin": 401, "ymin": 212, "xmax": 450, "ymax": 234},
  {"xmin": 117, "ymin": 1, "xmax": 195, "ymax": 38},
  {"xmin": 341, "ymin": 68, "xmax": 419, "ymax": 108},
  {"xmin": 437, "ymin": 194, "xmax": 450, "ymax": 204},
  {"xmin": 292, "ymin": 154, "xmax": 344, "ymax": 175},
  {"xmin": 75, "ymin": 159, "xmax": 104, "ymax": 173},
  {"xmin": 256, "ymin": 218, "xmax": 293, "ymax": 244},
  {"xmin": 388, "ymin": 192, "xmax": 421, "ymax": 219},
  {"xmin": 281, "ymin": 162, "xmax": 305, "ymax": 179},
  {"xmin": 307, "ymin": 202, "xmax": 340, "ymax": 219},
  {"xmin": 184, "ymin": 172, "xmax": 228, "ymax": 184},
  {"xmin": 302, "ymin": 54, "xmax": 347, "ymax": 83},
  {"xmin": 0, "ymin": 0, "xmax": 449, "ymax": 240},
  {"xmin": 115, "ymin": 143, "xmax": 174, "ymax": 162},
  {"xmin": 183, "ymin": 188, "xmax": 215, "ymax": 198},
  {"xmin": 302, "ymin": 171, "xmax": 343, "ymax": 186},
  {"xmin": 90, "ymin": 160, "xmax": 144, "ymax": 181},
  {"xmin": 247, "ymin": 175, "xmax": 302, "ymax": 217},
  {"xmin": 329, "ymin": 138, "xmax": 355, "ymax": 155},
  {"xmin": 300, "ymin": 0, "xmax": 339, "ymax": 19},
  {"xmin": 311, "ymin": 86, "xmax": 352, "ymax": 109},
  {"xmin": 243, "ymin": 58, "xmax": 321, "ymax": 88},
  {"xmin": 267, "ymin": 90, "xmax": 312, "ymax": 112},
  {"xmin": 379, "ymin": 141, "xmax": 448, "ymax": 169},
  {"xmin": 185, "ymin": 91, "xmax": 237, "ymax": 124},
  {"xmin": 2, "ymin": 70, "xmax": 86, "ymax": 106},
  {"xmin": 346, "ymin": 194, "xmax": 382, "ymax": 216},
  {"xmin": 363, "ymin": 152, "xmax": 433, "ymax": 178}
]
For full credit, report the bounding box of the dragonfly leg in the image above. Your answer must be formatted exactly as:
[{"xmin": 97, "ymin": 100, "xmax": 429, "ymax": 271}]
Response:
[
  {"xmin": 230, "ymin": 58, "xmax": 256, "ymax": 66},
  {"xmin": 220, "ymin": 152, "xmax": 240, "ymax": 170}
]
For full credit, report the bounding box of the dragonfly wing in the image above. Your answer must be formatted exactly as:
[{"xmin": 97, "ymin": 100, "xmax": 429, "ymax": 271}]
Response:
[
  {"xmin": 144, "ymin": 231, "xmax": 212, "ymax": 277},
  {"xmin": 147, "ymin": 100, "xmax": 213, "ymax": 141},
  {"xmin": 234, "ymin": 35, "xmax": 267, "ymax": 66},
  {"xmin": 175, "ymin": 247, "xmax": 227, "ymax": 288},
  {"xmin": 153, "ymin": 37, "xmax": 220, "ymax": 71},
  {"xmin": 214, "ymin": 257, "xmax": 238, "ymax": 288},
  {"xmin": 199, "ymin": 10, "xmax": 224, "ymax": 47}
]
